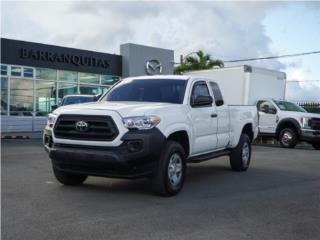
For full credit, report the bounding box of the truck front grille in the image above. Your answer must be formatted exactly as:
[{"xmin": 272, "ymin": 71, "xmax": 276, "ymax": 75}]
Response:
[
  {"xmin": 310, "ymin": 118, "xmax": 320, "ymax": 130},
  {"xmin": 54, "ymin": 114, "xmax": 119, "ymax": 141}
]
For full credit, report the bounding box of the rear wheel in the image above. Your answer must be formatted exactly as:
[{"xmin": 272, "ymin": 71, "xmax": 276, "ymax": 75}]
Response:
[
  {"xmin": 53, "ymin": 167, "xmax": 87, "ymax": 185},
  {"xmin": 230, "ymin": 134, "xmax": 251, "ymax": 171},
  {"xmin": 279, "ymin": 128, "xmax": 298, "ymax": 148},
  {"xmin": 312, "ymin": 142, "xmax": 320, "ymax": 150},
  {"xmin": 151, "ymin": 141, "xmax": 186, "ymax": 196}
]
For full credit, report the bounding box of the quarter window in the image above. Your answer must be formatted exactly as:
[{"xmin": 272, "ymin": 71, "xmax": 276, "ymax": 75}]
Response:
[{"xmin": 210, "ymin": 82, "xmax": 223, "ymax": 102}]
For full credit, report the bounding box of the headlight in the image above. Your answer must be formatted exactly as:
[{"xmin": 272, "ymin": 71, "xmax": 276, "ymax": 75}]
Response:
[
  {"xmin": 301, "ymin": 117, "xmax": 311, "ymax": 129},
  {"xmin": 123, "ymin": 116, "xmax": 161, "ymax": 130},
  {"xmin": 47, "ymin": 114, "xmax": 57, "ymax": 128}
]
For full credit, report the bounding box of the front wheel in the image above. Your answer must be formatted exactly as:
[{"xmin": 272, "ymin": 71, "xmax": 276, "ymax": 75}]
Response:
[
  {"xmin": 312, "ymin": 142, "xmax": 320, "ymax": 150},
  {"xmin": 151, "ymin": 141, "xmax": 186, "ymax": 196},
  {"xmin": 53, "ymin": 167, "xmax": 87, "ymax": 185},
  {"xmin": 279, "ymin": 128, "xmax": 298, "ymax": 148},
  {"xmin": 230, "ymin": 134, "xmax": 251, "ymax": 171}
]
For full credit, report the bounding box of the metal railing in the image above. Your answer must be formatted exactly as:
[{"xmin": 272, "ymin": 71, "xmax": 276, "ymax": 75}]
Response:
[{"xmin": 297, "ymin": 102, "xmax": 320, "ymax": 114}]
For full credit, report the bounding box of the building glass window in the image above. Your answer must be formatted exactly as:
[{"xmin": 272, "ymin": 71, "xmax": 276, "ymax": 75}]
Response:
[
  {"xmin": 10, "ymin": 78, "xmax": 33, "ymax": 116},
  {"xmin": 79, "ymin": 72, "xmax": 99, "ymax": 84},
  {"xmin": 58, "ymin": 70, "xmax": 77, "ymax": 82},
  {"xmin": 101, "ymin": 75, "xmax": 120, "ymax": 85},
  {"xmin": 23, "ymin": 67, "xmax": 34, "ymax": 78},
  {"xmin": 11, "ymin": 66, "xmax": 22, "ymax": 77},
  {"xmin": 35, "ymin": 81, "xmax": 57, "ymax": 116},
  {"xmin": 1, "ymin": 65, "xmax": 8, "ymax": 76},
  {"xmin": 58, "ymin": 82, "xmax": 78, "ymax": 104},
  {"xmin": 36, "ymin": 67, "xmax": 57, "ymax": 80},
  {"xmin": 1, "ymin": 77, "xmax": 8, "ymax": 115},
  {"xmin": 79, "ymin": 85, "xmax": 102, "ymax": 95}
]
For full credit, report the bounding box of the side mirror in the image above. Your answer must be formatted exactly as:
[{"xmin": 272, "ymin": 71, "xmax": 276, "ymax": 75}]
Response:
[
  {"xmin": 94, "ymin": 94, "xmax": 102, "ymax": 101},
  {"xmin": 51, "ymin": 105, "xmax": 58, "ymax": 111},
  {"xmin": 216, "ymin": 99, "xmax": 224, "ymax": 106},
  {"xmin": 192, "ymin": 96, "xmax": 213, "ymax": 107}
]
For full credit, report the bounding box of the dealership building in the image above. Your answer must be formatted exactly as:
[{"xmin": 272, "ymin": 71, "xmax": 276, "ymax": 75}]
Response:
[{"xmin": 0, "ymin": 38, "xmax": 174, "ymax": 133}]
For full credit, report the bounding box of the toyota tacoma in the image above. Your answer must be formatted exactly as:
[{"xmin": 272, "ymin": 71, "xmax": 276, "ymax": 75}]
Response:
[{"xmin": 44, "ymin": 76, "xmax": 258, "ymax": 196}]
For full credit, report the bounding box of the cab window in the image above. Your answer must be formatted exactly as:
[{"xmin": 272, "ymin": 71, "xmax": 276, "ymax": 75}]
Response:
[
  {"xmin": 190, "ymin": 81, "xmax": 210, "ymax": 105},
  {"xmin": 257, "ymin": 101, "xmax": 277, "ymax": 114}
]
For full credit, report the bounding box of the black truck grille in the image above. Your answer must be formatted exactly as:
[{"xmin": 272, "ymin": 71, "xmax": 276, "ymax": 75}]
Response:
[
  {"xmin": 54, "ymin": 115, "xmax": 119, "ymax": 141},
  {"xmin": 310, "ymin": 118, "xmax": 320, "ymax": 130}
]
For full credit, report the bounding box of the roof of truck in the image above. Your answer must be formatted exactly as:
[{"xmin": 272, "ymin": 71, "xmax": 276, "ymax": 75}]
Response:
[
  {"xmin": 127, "ymin": 75, "xmax": 190, "ymax": 80},
  {"xmin": 186, "ymin": 65, "xmax": 286, "ymax": 79}
]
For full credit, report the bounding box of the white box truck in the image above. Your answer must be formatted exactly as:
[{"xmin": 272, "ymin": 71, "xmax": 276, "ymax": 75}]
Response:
[
  {"xmin": 187, "ymin": 65, "xmax": 286, "ymax": 105},
  {"xmin": 186, "ymin": 65, "xmax": 320, "ymax": 150}
]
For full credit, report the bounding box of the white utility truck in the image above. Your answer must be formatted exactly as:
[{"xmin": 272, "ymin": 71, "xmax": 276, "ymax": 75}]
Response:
[
  {"xmin": 187, "ymin": 65, "xmax": 320, "ymax": 149},
  {"xmin": 44, "ymin": 75, "xmax": 258, "ymax": 196}
]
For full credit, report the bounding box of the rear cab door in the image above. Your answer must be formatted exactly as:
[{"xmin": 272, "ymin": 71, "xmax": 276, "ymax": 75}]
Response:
[{"xmin": 208, "ymin": 81, "xmax": 230, "ymax": 149}]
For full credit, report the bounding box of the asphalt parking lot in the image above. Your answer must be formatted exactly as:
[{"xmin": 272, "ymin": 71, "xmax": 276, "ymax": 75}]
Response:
[{"xmin": 2, "ymin": 139, "xmax": 320, "ymax": 240}]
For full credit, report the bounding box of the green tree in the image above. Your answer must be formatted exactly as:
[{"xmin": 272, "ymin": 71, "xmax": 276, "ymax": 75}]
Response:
[{"xmin": 174, "ymin": 50, "xmax": 224, "ymax": 74}]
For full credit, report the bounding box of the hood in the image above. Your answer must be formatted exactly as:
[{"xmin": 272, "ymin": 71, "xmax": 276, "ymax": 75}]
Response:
[
  {"xmin": 53, "ymin": 101, "xmax": 179, "ymax": 117},
  {"xmin": 280, "ymin": 111, "xmax": 320, "ymax": 119}
]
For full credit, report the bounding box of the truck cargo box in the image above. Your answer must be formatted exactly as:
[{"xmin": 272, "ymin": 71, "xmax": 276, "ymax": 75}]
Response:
[{"xmin": 186, "ymin": 65, "xmax": 286, "ymax": 105}]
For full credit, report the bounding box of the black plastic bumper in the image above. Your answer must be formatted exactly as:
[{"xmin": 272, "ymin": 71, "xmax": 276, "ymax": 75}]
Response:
[
  {"xmin": 300, "ymin": 129, "xmax": 320, "ymax": 143},
  {"xmin": 44, "ymin": 128, "xmax": 166, "ymax": 178}
]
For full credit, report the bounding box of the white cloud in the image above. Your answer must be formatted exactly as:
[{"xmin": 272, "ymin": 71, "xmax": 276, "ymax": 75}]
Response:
[
  {"xmin": 1, "ymin": 1, "xmax": 284, "ymax": 69},
  {"xmin": 1, "ymin": 1, "xmax": 318, "ymax": 101}
]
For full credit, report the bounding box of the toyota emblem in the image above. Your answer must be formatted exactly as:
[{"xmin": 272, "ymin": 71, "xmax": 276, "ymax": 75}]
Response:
[
  {"xmin": 145, "ymin": 59, "xmax": 162, "ymax": 75},
  {"xmin": 75, "ymin": 120, "xmax": 89, "ymax": 132}
]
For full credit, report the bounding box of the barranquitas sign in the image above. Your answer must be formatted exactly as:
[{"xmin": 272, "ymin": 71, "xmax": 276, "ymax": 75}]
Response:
[{"xmin": 20, "ymin": 48, "xmax": 110, "ymax": 69}]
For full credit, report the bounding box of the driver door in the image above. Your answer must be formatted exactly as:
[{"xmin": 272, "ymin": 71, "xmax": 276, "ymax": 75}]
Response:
[
  {"xmin": 257, "ymin": 100, "xmax": 278, "ymax": 134},
  {"xmin": 189, "ymin": 81, "xmax": 218, "ymax": 154}
]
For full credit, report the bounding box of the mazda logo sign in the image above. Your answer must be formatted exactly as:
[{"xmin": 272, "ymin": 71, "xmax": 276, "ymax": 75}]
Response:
[
  {"xmin": 145, "ymin": 59, "xmax": 162, "ymax": 75},
  {"xmin": 75, "ymin": 120, "xmax": 89, "ymax": 132}
]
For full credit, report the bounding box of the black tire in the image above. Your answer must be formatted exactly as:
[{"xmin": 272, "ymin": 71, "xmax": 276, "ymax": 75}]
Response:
[
  {"xmin": 53, "ymin": 167, "xmax": 87, "ymax": 185},
  {"xmin": 312, "ymin": 142, "xmax": 320, "ymax": 150},
  {"xmin": 151, "ymin": 141, "xmax": 186, "ymax": 196},
  {"xmin": 230, "ymin": 134, "xmax": 251, "ymax": 171},
  {"xmin": 279, "ymin": 128, "xmax": 298, "ymax": 148}
]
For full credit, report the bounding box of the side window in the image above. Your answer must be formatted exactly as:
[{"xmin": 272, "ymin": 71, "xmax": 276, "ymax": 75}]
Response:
[
  {"xmin": 190, "ymin": 81, "xmax": 210, "ymax": 106},
  {"xmin": 209, "ymin": 82, "xmax": 224, "ymax": 106},
  {"xmin": 257, "ymin": 101, "xmax": 277, "ymax": 114}
]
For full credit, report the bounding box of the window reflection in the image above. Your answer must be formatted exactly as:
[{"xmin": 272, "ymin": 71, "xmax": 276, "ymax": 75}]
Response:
[
  {"xmin": 79, "ymin": 85, "xmax": 102, "ymax": 95},
  {"xmin": 1, "ymin": 65, "xmax": 8, "ymax": 76},
  {"xmin": 59, "ymin": 70, "xmax": 77, "ymax": 82},
  {"xmin": 11, "ymin": 66, "xmax": 22, "ymax": 77},
  {"xmin": 101, "ymin": 75, "xmax": 120, "ymax": 85},
  {"xmin": 79, "ymin": 72, "xmax": 99, "ymax": 84},
  {"xmin": 36, "ymin": 68, "xmax": 57, "ymax": 80},
  {"xmin": 36, "ymin": 81, "xmax": 56, "ymax": 116},
  {"xmin": 10, "ymin": 78, "xmax": 33, "ymax": 116},
  {"xmin": 58, "ymin": 82, "xmax": 78, "ymax": 104},
  {"xmin": 1, "ymin": 77, "xmax": 8, "ymax": 115}
]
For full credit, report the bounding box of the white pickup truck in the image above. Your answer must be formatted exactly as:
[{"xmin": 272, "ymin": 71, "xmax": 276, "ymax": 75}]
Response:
[
  {"xmin": 257, "ymin": 99, "xmax": 320, "ymax": 149},
  {"xmin": 43, "ymin": 76, "xmax": 258, "ymax": 196}
]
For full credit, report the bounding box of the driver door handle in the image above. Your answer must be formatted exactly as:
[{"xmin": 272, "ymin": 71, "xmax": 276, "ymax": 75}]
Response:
[{"xmin": 211, "ymin": 114, "xmax": 218, "ymax": 118}]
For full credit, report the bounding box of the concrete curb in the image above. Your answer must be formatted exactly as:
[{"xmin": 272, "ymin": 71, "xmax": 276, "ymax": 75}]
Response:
[{"xmin": 1, "ymin": 135, "xmax": 30, "ymax": 139}]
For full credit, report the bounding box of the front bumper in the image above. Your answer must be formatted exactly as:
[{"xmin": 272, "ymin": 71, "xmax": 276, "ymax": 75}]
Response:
[
  {"xmin": 44, "ymin": 128, "xmax": 166, "ymax": 178},
  {"xmin": 300, "ymin": 129, "xmax": 320, "ymax": 142}
]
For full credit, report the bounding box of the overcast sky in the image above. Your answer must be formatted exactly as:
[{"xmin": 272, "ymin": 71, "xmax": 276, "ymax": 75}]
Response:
[{"xmin": 1, "ymin": 1, "xmax": 320, "ymax": 101}]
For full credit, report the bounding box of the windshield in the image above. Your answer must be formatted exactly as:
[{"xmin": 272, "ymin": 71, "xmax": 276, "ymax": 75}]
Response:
[
  {"xmin": 62, "ymin": 96, "xmax": 95, "ymax": 106},
  {"xmin": 274, "ymin": 100, "xmax": 307, "ymax": 112},
  {"xmin": 105, "ymin": 79, "xmax": 187, "ymax": 104}
]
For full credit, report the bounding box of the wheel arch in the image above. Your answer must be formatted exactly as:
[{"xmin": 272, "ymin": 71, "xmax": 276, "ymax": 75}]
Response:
[
  {"xmin": 275, "ymin": 118, "xmax": 301, "ymax": 139},
  {"xmin": 242, "ymin": 123, "xmax": 254, "ymax": 142},
  {"xmin": 167, "ymin": 130, "xmax": 190, "ymax": 157}
]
